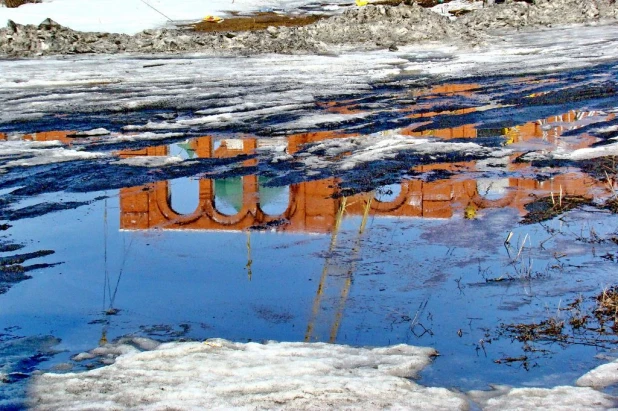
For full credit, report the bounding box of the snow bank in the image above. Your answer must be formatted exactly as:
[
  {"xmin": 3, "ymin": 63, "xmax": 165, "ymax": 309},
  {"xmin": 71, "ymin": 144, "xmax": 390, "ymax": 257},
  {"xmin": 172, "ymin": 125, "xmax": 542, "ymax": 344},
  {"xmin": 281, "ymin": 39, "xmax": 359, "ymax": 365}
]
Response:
[
  {"xmin": 28, "ymin": 339, "xmax": 468, "ymax": 410},
  {"xmin": 468, "ymin": 384, "xmax": 617, "ymax": 410},
  {"xmin": 0, "ymin": 0, "xmax": 355, "ymax": 35},
  {"xmin": 577, "ymin": 358, "xmax": 618, "ymax": 389},
  {"xmin": 2, "ymin": 0, "xmax": 618, "ymax": 57}
]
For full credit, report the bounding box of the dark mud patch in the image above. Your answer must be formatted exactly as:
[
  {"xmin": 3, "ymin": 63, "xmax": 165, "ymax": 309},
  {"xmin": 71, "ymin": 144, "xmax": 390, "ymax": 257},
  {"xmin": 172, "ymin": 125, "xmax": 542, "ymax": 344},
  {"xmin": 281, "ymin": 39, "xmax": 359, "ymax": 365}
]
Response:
[
  {"xmin": 249, "ymin": 218, "xmax": 291, "ymax": 231},
  {"xmin": 603, "ymin": 197, "xmax": 618, "ymax": 214},
  {"xmin": 521, "ymin": 195, "xmax": 594, "ymax": 224},
  {"xmin": 0, "ymin": 250, "xmax": 57, "ymax": 294},
  {"xmin": 0, "ymin": 243, "xmax": 24, "ymax": 253},
  {"xmin": 0, "ymin": 250, "xmax": 54, "ymax": 266},
  {"xmin": 579, "ymin": 156, "xmax": 618, "ymax": 181},
  {"xmin": 0, "ymin": 271, "xmax": 33, "ymax": 295},
  {"xmin": 138, "ymin": 323, "xmax": 192, "ymax": 339},
  {"xmin": 0, "ymin": 200, "xmax": 93, "ymax": 221},
  {"xmin": 500, "ymin": 82, "xmax": 618, "ymax": 108}
]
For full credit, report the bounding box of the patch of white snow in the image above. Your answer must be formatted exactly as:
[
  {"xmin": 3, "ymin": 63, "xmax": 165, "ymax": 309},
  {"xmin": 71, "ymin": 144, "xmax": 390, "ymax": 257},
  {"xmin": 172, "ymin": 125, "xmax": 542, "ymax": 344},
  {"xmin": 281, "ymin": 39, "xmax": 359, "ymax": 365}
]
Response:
[{"xmin": 29, "ymin": 339, "xmax": 468, "ymax": 410}]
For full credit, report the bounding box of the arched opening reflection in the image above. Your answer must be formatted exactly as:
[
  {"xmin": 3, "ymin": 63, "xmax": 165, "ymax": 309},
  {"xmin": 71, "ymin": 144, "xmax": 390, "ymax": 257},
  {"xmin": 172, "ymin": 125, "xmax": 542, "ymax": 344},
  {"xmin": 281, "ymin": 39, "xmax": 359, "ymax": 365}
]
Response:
[
  {"xmin": 168, "ymin": 177, "xmax": 200, "ymax": 216},
  {"xmin": 214, "ymin": 177, "xmax": 244, "ymax": 216},
  {"xmin": 259, "ymin": 178, "xmax": 290, "ymax": 216}
]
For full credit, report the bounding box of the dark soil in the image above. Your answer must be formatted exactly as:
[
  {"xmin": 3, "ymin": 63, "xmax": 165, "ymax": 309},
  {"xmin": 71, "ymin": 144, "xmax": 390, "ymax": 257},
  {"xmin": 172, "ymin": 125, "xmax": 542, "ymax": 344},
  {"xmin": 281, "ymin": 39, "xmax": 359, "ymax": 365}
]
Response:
[{"xmin": 521, "ymin": 195, "xmax": 594, "ymax": 224}]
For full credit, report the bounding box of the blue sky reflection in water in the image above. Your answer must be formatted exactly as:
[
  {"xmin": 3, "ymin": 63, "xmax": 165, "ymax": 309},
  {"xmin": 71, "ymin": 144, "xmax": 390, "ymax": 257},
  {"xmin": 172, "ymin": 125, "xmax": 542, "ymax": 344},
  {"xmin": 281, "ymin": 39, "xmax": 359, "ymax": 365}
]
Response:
[{"xmin": 2, "ymin": 172, "xmax": 618, "ymax": 393}]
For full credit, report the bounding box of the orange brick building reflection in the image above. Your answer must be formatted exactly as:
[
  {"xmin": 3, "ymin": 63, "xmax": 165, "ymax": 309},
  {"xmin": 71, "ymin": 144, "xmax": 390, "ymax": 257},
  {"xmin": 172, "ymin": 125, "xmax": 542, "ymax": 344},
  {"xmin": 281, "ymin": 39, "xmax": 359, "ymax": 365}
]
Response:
[
  {"xmin": 0, "ymin": 99, "xmax": 609, "ymax": 234},
  {"xmin": 119, "ymin": 109, "xmax": 608, "ymax": 233}
]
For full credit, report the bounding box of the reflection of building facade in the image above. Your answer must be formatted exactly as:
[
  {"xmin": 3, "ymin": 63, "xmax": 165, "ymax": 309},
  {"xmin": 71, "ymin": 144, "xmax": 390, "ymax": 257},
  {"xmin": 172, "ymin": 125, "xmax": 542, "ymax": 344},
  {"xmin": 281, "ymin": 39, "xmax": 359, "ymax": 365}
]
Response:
[
  {"xmin": 119, "ymin": 107, "xmax": 606, "ymax": 233},
  {"xmin": 16, "ymin": 131, "xmax": 74, "ymax": 144},
  {"xmin": 1, "ymin": 97, "xmax": 609, "ymax": 233}
]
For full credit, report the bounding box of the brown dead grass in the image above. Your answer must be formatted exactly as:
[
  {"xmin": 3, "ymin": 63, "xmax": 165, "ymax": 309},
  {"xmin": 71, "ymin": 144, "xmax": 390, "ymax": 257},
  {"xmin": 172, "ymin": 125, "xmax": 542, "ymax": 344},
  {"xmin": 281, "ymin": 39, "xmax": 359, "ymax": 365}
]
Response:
[
  {"xmin": 2, "ymin": 0, "xmax": 40, "ymax": 8},
  {"xmin": 191, "ymin": 1, "xmax": 454, "ymax": 33},
  {"xmin": 192, "ymin": 12, "xmax": 323, "ymax": 33},
  {"xmin": 595, "ymin": 286, "xmax": 618, "ymax": 329}
]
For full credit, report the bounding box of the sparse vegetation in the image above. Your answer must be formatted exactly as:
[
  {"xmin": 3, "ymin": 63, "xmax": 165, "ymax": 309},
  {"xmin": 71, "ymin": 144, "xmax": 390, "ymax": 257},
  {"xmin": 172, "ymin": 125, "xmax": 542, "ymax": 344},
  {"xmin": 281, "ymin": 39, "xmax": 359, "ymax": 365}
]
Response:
[
  {"xmin": 521, "ymin": 195, "xmax": 593, "ymax": 224},
  {"xmin": 497, "ymin": 286, "xmax": 618, "ymax": 367}
]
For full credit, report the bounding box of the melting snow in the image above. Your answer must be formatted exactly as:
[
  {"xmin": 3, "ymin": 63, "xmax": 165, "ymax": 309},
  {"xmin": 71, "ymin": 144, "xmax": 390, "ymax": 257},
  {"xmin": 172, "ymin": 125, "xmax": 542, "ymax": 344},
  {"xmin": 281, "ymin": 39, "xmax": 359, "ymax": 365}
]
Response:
[
  {"xmin": 73, "ymin": 128, "xmax": 110, "ymax": 137},
  {"xmin": 28, "ymin": 338, "xmax": 618, "ymax": 410},
  {"xmin": 0, "ymin": 52, "xmax": 405, "ymax": 125},
  {"xmin": 0, "ymin": 140, "xmax": 107, "ymax": 169},
  {"xmin": 0, "ymin": 0, "xmax": 359, "ymax": 35},
  {"xmin": 521, "ymin": 141, "xmax": 618, "ymax": 161},
  {"xmin": 28, "ymin": 339, "xmax": 468, "ymax": 410},
  {"xmin": 468, "ymin": 385, "xmax": 617, "ymax": 410},
  {"xmin": 115, "ymin": 155, "xmax": 183, "ymax": 167},
  {"xmin": 577, "ymin": 358, "xmax": 618, "ymax": 389},
  {"xmin": 298, "ymin": 133, "xmax": 511, "ymax": 171}
]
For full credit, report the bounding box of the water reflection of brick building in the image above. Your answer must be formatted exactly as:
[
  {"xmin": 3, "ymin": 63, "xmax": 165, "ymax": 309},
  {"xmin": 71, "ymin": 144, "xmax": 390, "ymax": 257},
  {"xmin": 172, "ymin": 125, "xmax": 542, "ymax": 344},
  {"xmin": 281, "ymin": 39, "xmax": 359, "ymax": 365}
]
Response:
[
  {"xmin": 119, "ymin": 109, "xmax": 606, "ymax": 233},
  {"xmin": 21, "ymin": 131, "xmax": 75, "ymax": 144}
]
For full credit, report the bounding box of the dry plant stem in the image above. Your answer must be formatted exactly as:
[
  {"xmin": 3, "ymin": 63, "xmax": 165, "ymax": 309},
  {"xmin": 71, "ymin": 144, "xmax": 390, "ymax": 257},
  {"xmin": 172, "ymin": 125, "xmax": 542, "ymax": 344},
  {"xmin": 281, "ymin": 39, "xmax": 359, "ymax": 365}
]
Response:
[{"xmin": 514, "ymin": 233, "xmax": 529, "ymax": 263}]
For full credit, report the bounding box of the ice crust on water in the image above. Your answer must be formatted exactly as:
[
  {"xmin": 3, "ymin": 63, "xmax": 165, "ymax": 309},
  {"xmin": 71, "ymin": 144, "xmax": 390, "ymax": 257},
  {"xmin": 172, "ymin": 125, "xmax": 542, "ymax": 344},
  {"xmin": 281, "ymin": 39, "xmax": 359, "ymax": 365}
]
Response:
[
  {"xmin": 521, "ymin": 141, "xmax": 618, "ymax": 162},
  {"xmin": 115, "ymin": 155, "xmax": 184, "ymax": 167},
  {"xmin": 400, "ymin": 24, "xmax": 618, "ymax": 78},
  {"xmin": 0, "ymin": 140, "xmax": 108, "ymax": 170},
  {"xmin": 0, "ymin": 52, "xmax": 404, "ymax": 125},
  {"xmin": 275, "ymin": 112, "xmax": 372, "ymax": 131},
  {"xmin": 299, "ymin": 133, "xmax": 511, "ymax": 171},
  {"xmin": 28, "ymin": 339, "xmax": 469, "ymax": 410},
  {"xmin": 72, "ymin": 127, "xmax": 110, "ymax": 136}
]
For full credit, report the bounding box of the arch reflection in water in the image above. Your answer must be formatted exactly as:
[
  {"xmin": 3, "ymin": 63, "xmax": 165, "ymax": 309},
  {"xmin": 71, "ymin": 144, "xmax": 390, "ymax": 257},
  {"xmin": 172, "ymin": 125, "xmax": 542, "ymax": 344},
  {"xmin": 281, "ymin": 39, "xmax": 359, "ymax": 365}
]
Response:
[
  {"xmin": 169, "ymin": 177, "xmax": 201, "ymax": 216},
  {"xmin": 213, "ymin": 177, "xmax": 290, "ymax": 217},
  {"xmin": 118, "ymin": 107, "xmax": 613, "ymax": 233}
]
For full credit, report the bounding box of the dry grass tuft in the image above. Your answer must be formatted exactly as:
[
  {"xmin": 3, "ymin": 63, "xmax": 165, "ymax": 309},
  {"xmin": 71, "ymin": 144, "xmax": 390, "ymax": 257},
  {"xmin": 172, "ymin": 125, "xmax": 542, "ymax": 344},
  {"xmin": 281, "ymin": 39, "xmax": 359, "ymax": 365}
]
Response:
[
  {"xmin": 2, "ymin": 0, "xmax": 40, "ymax": 8},
  {"xmin": 521, "ymin": 195, "xmax": 593, "ymax": 224},
  {"xmin": 503, "ymin": 318, "xmax": 565, "ymax": 343},
  {"xmin": 595, "ymin": 286, "xmax": 618, "ymax": 330}
]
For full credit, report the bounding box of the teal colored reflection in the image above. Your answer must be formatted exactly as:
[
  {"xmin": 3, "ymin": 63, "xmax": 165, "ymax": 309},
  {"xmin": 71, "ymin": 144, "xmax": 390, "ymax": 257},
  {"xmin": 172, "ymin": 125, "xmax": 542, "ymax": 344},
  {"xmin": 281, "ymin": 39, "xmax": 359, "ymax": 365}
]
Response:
[{"xmin": 214, "ymin": 177, "xmax": 288, "ymax": 215}]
